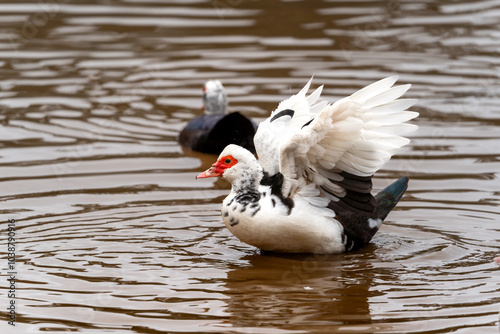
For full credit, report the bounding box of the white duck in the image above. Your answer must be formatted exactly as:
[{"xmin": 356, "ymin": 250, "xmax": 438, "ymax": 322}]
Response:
[{"xmin": 197, "ymin": 76, "xmax": 418, "ymax": 254}]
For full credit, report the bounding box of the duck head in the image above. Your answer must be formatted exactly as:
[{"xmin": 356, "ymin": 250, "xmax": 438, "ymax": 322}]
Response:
[
  {"xmin": 196, "ymin": 144, "xmax": 262, "ymax": 191},
  {"xmin": 203, "ymin": 80, "xmax": 227, "ymax": 115}
]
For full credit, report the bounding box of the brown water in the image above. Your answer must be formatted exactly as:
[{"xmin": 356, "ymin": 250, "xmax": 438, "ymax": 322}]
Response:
[{"xmin": 0, "ymin": 1, "xmax": 499, "ymax": 333}]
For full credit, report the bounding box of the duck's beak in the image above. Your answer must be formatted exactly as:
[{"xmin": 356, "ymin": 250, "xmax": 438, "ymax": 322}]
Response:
[{"xmin": 196, "ymin": 165, "xmax": 223, "ymax": 179}]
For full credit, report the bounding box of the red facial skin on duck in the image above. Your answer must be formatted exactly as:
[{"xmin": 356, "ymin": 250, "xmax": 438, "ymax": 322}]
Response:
[{"xmin": 196, "ymin": 155, "xmax": 238, "ymax": 178}]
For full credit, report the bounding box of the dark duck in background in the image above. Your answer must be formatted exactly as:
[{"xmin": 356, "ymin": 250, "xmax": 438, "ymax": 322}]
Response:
[{"xmin": 179, "ymin": 80, "xmax": 256, "ymax": 154}]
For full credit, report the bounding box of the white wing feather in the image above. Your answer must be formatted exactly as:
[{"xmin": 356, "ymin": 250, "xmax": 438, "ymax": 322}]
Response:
[
  {"xmin": 254, "ymin": 77, "xmax": 326, "ymax": 175},
  {"xmin": 254, "ymin": 76, "xmax": 418, "ymax": 198}
]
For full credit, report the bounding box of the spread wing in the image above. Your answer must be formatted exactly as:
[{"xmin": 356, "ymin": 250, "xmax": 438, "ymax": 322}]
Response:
[
  {"xmin": 254, "ymin": 77, "xmax": 328, "ymax": 176},
  {"xmin": 254, "ymin": 76, "xmax": 418, "ymax": 200}
]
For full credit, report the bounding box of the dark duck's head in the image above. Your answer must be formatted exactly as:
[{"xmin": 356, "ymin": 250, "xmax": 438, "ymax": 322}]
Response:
[{"xmin": 203, "ymin": 80, "xmax": 227, "ymax": 115}]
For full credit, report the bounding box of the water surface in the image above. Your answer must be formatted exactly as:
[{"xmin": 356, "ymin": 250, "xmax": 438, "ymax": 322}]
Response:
[{"xmin": 0, "ymin": 1, "xmax": 499, "ymax": 333}]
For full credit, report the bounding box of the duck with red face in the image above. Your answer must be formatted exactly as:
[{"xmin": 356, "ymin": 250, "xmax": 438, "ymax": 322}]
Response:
[
  {"xmin": 197, "ymin": 155, "xmax": 238, "ymax": 178},
  {"xmin": 197, "ymin": 77, "xmax": 418, "ymax": 254}
]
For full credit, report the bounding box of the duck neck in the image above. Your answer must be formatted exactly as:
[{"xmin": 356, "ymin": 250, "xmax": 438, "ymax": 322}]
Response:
[
  {"xmin": 229, "ymin": 166, "xmax": 263, "ymax": 196},
  {"xmin": 204, "ymin": 92, "xmax": 227, "ymax": 115}
]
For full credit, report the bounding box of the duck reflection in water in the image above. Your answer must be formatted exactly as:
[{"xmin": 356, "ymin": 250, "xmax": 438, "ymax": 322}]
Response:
[
  {"xmin": 224, "ymin": 251, "xmax": 381, "ymax": 330},
  {"xmin": 179, "ymin": 80, "xmax": 257, "ymax": 154}
]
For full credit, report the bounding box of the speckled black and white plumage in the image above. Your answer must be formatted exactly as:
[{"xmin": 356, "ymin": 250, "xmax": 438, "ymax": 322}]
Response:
[{"xmin": 198, "ymin": 77, "xmax": 418, "ymax": 254}]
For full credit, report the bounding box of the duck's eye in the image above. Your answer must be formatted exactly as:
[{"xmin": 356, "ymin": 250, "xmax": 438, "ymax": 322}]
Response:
[{"xmin": 219, "ymin": 155, "xmax": 237, "ymax": 167}]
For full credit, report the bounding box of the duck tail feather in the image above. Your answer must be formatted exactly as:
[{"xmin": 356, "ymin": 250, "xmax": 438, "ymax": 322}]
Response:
[{"xmin": 374, "ymin": 176, "xmax": 409, "ymax": 221}]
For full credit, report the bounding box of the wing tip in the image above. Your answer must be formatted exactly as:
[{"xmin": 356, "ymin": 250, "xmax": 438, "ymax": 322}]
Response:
[
  {"xmin": 298, "ymin": 76, "xmax": 314, "ymax": 96},
  {"xmin": 385, "ymin": 75, "xmax": 399, "ymax": 85}
]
